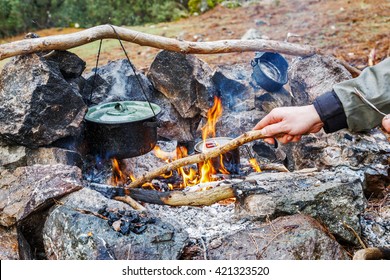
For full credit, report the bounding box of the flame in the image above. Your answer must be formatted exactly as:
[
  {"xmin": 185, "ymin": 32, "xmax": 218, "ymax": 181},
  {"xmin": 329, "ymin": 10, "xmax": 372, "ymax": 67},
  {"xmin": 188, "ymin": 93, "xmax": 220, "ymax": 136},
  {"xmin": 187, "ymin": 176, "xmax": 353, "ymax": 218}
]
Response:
[
  {"xmin": 110, "ymin": 96, "xmax": 253, "ymax": 190},
  {"xmin": 112, "ymin": 160, "xmax": 155, "ymax": 189},
  {"xmin": 200, "ymin": 160, "xmax": 216, "ymax": 183},
  {"xmin": 111, "ymin": 158, "xmax": 126, "ymax": 185},
  {"xmin": 153, "ymin": 145, "xmax": 176, "ymax": 162},
  {"xmin": 152, "ymin": 145, "xmax": 200, "ymax": 188},
  {"xmin": 201, "ymin": 96, "xmax": 223, "ymax": 140},
  {"xmin": 249, "ymin": 158, "xmax": 262, "ymax": 173},
  {"xmin": 199, "ymin": 96, "xmax": 230, "ymax": 181}
]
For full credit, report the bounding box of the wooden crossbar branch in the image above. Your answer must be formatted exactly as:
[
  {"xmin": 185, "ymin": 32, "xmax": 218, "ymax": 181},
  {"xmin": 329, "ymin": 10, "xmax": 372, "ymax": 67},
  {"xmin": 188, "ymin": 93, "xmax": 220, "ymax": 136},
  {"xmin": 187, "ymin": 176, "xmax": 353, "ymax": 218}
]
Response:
[
  {"xmin": 126, "ymin": 130, "xmax": 269, "ymax": 189},
  {"xmin": 0, "ymin": 24, "xmax": 317, "ymax": 61}
]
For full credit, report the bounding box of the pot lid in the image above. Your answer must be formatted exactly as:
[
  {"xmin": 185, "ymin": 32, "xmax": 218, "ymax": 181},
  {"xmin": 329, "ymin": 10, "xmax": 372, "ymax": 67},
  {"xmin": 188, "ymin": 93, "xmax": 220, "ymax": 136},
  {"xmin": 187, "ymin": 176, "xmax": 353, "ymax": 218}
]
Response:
[
  {"xmin": 85, "ymin": 101, "xmax": 161, "ymax": 124},
  {"xmin": 194, "ymin": 137, "xmax": 233, "ymax": 153}
]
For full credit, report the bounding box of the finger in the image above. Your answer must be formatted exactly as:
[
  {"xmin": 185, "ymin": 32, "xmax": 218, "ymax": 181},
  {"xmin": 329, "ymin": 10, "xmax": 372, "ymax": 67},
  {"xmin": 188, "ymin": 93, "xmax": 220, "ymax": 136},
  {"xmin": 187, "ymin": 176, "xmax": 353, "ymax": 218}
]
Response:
[
  {"xmin": 291, "ymin": 135, "xmax": 302, "ymax": 142},
  {"xmin": 382, "ymin": 115, "xmax": 390, "ymax": 133},
  {"xmin": 275, "ymin": 134, "xmax": 293, "ymax": 144},
  {"xmin": 263, "ymin": 137, "xmax": 275, "ymax": 145},
  {"xmin": 253, "ymin": 111, "xmax": 283, "ymax": 130},
  {"xmin": 261, "ymin": 122, "xmax": 288, "ymax": 137}
]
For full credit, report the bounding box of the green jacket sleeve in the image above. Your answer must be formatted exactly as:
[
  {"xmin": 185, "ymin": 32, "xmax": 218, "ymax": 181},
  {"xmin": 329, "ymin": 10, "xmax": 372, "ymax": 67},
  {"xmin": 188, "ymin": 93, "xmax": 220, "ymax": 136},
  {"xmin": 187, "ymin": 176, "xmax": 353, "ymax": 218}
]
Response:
[{"xmin": 333, "ymin": 58, "xmax": 390, "ymax": 132}]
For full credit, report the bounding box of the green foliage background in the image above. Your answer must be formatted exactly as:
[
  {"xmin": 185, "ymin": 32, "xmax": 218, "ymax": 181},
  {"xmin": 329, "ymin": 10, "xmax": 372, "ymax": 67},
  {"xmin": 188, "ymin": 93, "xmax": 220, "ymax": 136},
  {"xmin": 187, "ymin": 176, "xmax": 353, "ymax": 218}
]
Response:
[{"xmin": 0, "ymin": 0, "xmax": 194, "ymax": 38}]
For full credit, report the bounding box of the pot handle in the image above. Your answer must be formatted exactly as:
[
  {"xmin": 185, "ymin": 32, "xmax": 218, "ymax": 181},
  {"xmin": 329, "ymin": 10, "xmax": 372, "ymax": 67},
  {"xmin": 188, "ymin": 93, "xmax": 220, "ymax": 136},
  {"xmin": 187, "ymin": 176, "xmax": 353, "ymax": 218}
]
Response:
[
  {"xmin": 143, "ymin": 120, "xmax": 160, "ymax": 128},
  {"xmin": 251, "ymin": 51, "xmax": 265, "ymax": 67}
]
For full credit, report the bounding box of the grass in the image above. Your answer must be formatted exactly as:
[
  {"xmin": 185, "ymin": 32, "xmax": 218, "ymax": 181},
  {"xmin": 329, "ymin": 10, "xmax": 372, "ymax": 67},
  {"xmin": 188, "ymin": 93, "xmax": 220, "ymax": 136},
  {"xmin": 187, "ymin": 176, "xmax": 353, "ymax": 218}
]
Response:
[{"xmin": 0, "ymin": 21, "xmax": 191, "ymax": 72}]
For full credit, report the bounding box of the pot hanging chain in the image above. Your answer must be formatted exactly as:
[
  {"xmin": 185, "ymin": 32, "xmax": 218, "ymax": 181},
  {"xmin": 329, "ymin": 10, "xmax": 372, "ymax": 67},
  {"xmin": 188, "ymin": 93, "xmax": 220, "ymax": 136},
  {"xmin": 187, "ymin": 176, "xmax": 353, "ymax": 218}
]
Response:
[
  {"xmin": 108, "ymin": 24, "xmax": 158, "ymax": 118},
  {"xmin": 88, "ymin": 39, "xmax": 103, "ymax": 105}
]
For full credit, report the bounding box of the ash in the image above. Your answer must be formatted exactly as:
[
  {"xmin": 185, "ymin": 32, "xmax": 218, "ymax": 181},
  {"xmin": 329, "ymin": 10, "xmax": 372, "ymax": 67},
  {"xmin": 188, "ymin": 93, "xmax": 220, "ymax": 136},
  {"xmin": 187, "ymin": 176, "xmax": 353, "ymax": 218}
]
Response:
[
  {"xmin": 360, "ymin": 207, "xmax": 390, "ymax": 247},
  {"xmin": 146, "ymin": 202, "xmax": 252, "ymax": 241}
]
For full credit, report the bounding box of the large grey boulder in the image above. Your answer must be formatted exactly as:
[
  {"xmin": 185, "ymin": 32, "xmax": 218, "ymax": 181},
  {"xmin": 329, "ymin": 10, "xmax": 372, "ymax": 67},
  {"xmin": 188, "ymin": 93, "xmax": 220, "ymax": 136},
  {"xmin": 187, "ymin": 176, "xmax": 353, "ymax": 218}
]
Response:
[
  {"xmin": 211, "ymin": 63, "xmax": 256, "ymax": 112},
  {"xmin": 45, "ymin": 50, "xmax": 86, "ymax": 79},
  {"xmin": 236, "ymin": 167, "xmax": 366, "ymax": 244},
  {"xmin": 0, "ymin": 140, "xmax": 27, "ymax": 170},
  {"xmin": 285, "ymin": 129, "xmax": 390, "ymax": 196},
  {"xmin": 0, "ymin": 164, "xmax": 83, "ymax": 227},
  {"xmin": 83, "ymin": 59, "xmax": 155, "ymax": 105},
  {"xmin": 289, "ymin": 54, "xmax": 352, "ymax": 105},
  {"xmin": 0, "ymin": 54, "xmax": 87, "ymax": 147},
  {"xmin": 148, "ymin": 50, "xmax": 215, "ymax": 118},
  {"xmin": 153, "ymin": 94, "xmax": 201, "ymax": 141},
  {"xmin": 207, "ymin": 214, "xmax": 350, "ymax": 260},
  {"xmin": 361, "ymin": 206, "xmax": 390, "ymax": 248},
  {"xmin": 254, "ymin": 88, "xmax": 293, "ymax": 113},
  {"xmin": 0, "ymin": 226, "xmax": 21, "ymax": 260},
  {"xmin": 26, "ymin": 147, "xmax": 83, "ymax": 168},
  {"xmin": 216, "ymin": 109, "xmax": 266, "ymax": 138},
  {"xmin": 43, "ymin": 188, "xmax": 189, "ymax": 260}
]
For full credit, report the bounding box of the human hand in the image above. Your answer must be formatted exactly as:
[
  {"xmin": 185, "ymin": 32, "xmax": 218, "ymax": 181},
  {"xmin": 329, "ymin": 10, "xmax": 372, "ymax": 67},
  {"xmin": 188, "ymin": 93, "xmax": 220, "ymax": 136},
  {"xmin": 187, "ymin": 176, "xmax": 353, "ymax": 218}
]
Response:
[
  {"xmin": 382, "ymin": 115, "xmax": 390, "ymax": 133},
  {"xmin": 253, "ymin": 105, "xmax": 324, "ymax": 145}
]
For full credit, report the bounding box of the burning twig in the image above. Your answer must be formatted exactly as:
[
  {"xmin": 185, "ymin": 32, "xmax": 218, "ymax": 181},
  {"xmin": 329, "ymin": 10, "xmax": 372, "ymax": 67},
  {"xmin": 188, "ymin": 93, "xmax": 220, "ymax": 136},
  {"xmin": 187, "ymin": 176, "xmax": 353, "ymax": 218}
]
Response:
[
  {"xmin": 127, "ymin": 130, "xmax": 269, "ymax": 188},
  {"xmin": 259, "ymin": 163, "xmax": 289, "ymax": 173},
  {"xmin": 113, "ymin": 195, "xmax": 146, "ymax": 212}
]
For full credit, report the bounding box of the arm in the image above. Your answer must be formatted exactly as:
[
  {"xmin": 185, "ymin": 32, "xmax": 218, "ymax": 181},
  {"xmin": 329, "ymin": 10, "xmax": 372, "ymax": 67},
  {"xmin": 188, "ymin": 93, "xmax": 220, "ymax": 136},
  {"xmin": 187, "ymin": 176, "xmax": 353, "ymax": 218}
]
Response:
[
  {"xmin": 332, "ymin": 58, "xmax": 390, "ymax": 132},
  {"xmin": 253, "ymin": 58, "xmax": 390, "ymax": 143},
  {"xmin": 253, "ymin": 105, "xmax": 324, "ymax": 144}
]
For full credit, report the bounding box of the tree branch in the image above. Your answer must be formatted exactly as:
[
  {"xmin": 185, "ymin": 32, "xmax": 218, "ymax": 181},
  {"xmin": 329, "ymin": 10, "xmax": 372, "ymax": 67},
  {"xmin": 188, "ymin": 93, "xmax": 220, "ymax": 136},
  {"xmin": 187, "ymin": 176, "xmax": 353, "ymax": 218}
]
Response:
[{"xmin": 0, "ymin": 24, "xmax": 317, "ymax": 60}]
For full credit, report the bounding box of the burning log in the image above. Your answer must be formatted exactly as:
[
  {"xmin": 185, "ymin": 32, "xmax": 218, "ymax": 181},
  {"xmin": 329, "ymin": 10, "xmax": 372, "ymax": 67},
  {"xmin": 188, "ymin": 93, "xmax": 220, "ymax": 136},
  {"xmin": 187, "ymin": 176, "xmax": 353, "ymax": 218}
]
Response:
[
  {"xmin": 90, "ymin": 180, "xmax": 267, "ymax": 207},
  {"xmin": 90, "ymin": 182, "xmax": 234, "ymax": 206},
  {"xmin": 127, "ymin": 130, "xmax": 269, "ymax": 188},
  {"xmin": 0, "ymin": 25, "xmax": 317, "ymax": 61},
  {"xmin": 123, "ymin": 184, "xmax": 236, "ymax": 207}
]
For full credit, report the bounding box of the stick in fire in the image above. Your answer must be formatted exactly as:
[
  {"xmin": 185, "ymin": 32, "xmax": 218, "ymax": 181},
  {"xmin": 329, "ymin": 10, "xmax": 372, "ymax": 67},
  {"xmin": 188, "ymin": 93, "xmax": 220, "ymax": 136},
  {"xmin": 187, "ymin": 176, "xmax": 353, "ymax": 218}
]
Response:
[
  {"xmin": 125, "ymin": 96, "xmax": 265, "ymax": 189},
  {"xmin": 126, "ymin": 129, "xmax": 270, "ymax": 189}
]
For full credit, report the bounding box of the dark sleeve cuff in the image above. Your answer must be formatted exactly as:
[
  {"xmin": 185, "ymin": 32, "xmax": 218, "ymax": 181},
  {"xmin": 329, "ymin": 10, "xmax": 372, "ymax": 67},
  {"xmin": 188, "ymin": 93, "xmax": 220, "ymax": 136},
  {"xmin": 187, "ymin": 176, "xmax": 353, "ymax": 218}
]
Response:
[{"xmin": 312, "ymin": 91, "xmax": 348, "ymax": 133}]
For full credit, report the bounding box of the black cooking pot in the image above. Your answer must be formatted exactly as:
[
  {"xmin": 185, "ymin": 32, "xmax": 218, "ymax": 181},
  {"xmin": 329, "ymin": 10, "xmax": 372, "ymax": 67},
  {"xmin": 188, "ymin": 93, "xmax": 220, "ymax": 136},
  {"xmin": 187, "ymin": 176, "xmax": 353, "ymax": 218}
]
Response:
[
  {"xmin": 85, "ymin": 101, "xmax": 161, "ymax": 159},
  {"xmin": 251, "ymin": 52, "xmax": 288, "ymax": 92}
]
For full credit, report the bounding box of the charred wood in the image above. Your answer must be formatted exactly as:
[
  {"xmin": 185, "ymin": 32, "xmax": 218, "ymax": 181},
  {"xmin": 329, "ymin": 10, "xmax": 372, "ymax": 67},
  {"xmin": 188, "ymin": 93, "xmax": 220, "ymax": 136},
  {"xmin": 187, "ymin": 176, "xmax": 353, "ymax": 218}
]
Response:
[{"xmin": 89, "ymin": 181, "xmax": 268, "ymax": 207}]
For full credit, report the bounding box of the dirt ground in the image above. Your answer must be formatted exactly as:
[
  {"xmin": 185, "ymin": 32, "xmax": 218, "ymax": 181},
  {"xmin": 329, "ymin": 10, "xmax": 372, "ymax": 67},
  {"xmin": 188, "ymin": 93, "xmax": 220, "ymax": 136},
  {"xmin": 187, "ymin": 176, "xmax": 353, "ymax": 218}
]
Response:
[
  {"xmin": 92, "ymin": 0, "xmax": 390, "ymax": 71},
  {"xmin": 1, "ymin": 0, "xmax": 390, "ymax": 71},
  {"xmin": 0, "ymin": 0, "xmax": 389, "ymax": 71}
]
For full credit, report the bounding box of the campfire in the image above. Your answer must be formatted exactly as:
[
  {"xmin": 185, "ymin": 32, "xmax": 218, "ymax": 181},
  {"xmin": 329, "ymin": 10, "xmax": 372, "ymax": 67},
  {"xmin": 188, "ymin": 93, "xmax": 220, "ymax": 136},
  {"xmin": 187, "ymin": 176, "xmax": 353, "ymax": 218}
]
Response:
[
  {"xmin": 110, "ymin": 96, "xmax": 262, "ymax": 191},
  {"xmin": 0, "ymin": 27, "xmax": 388, "ymax": 261}
]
